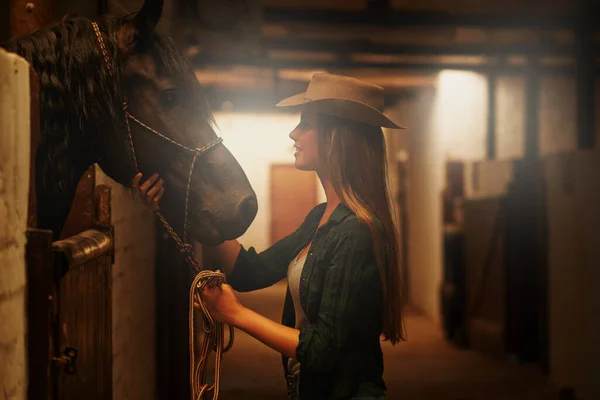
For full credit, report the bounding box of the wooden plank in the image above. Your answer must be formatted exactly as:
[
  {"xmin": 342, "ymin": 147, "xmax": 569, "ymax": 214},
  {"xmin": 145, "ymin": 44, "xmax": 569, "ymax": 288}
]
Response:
[
  {"xmin": 59, "ymin": 167, "xmax": 96, "ymax": 240},
  {"xmin": 25, "ymin": 228, "xmax": 54, "ymax": 400},
  {"xmin": 9, "ymin": 0, "xmax": 53, "ymax": 37},
  {"xmin": 56, "ymin": 253, "xmax": 113, "ymax": 400},
  {"xmin": 54, "ymin": 184, "xmax": 113, "ymax": 400},
  {"xmin": 28, "ymin": 67, "xmax": 39, "ymax": 228},
  {"xmin": 463, "ymin": 197, "xmax": 506, "ymax": 357}
]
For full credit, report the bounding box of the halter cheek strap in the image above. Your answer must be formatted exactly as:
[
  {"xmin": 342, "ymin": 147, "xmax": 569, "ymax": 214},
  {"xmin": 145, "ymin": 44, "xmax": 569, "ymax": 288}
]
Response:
[
  {"xmin": 91, "ymin": 21, "xmax": 223, "ymax": 262},
  {"xmin": 92, "ymin": 21, "xmax": 231, "ymax": 400}
]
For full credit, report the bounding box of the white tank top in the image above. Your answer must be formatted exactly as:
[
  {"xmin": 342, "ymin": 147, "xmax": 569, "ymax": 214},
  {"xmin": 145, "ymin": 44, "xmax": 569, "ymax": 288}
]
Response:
[{"xmin": 287, "ymin": 253, "xmax": 309, "ymax": 375}]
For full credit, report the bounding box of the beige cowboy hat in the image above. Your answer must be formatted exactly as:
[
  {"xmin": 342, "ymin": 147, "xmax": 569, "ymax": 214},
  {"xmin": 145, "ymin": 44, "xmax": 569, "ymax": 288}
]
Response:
[{"xmin": 276, "ymin": 73, "xmax": 405, "ymax": 129}]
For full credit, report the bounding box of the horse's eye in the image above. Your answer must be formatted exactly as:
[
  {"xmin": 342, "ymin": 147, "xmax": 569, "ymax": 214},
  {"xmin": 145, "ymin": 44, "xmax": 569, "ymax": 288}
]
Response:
[{"xmin": 160, "ymin": 89, "xmax": 181, "ymax": 109}]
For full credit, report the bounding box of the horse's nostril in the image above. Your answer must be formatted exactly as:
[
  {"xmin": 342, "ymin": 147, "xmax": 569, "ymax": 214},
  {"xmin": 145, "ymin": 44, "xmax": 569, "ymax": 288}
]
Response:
[{"xmin": 239, "ymin": 195, "xmax": 258, "ymax": 226}]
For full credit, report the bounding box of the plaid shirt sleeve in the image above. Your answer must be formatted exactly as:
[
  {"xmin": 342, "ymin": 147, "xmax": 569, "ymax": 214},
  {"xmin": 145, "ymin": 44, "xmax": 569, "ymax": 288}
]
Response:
[
  {"xmin": 226, "ymin": 230, "xmax": 301, "ymax": 292},
  {"xmin": 295, "ymin": 219, "xmax": 378, "ymax": 372},
  {"xmin": 227, "ymin": 205, "xmax": 323, "ymax": 292}
]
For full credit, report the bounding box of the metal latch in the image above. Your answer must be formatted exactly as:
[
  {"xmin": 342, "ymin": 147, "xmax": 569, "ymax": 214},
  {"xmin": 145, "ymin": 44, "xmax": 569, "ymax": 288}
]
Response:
[{"xmin": 52, "ymin": 347, "xmax": 78, "ymax": 374}]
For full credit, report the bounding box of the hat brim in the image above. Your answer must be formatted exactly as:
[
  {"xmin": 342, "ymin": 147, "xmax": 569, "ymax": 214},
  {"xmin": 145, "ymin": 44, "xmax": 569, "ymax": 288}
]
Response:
[{"xmin": 276, "ymin": 92, "xmax": 406, "ymax": 130}]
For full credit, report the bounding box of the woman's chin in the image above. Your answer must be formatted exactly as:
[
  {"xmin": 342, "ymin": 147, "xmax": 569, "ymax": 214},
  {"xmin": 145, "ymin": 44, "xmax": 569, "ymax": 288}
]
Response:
[{"xmin": 294, "ymin": 159, "xmax": 314, "ymax": 171}]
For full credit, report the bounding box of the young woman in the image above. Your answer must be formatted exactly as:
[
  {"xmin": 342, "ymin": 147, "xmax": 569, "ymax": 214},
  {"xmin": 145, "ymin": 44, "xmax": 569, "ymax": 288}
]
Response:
[{"xmin": 135, "ymin": 73, "xmax": 407, "ymax": 399}]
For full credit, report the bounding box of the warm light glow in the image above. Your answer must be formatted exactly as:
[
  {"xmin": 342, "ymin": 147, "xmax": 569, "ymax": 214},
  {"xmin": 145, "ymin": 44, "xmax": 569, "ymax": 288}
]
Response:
[
  {"xmin": 434, "ymin": 70, "xmax": 487, "ymax": 160},
  {"xmin": 213, "ymin": 112, "xmax": 325, "ymax": 252}
]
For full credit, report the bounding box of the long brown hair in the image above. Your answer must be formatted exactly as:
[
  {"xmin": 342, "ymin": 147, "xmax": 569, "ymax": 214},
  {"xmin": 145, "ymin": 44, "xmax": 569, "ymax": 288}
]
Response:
[{"xmin": 317, "ymin": 113, "xmax": 406, "ymax": 344}]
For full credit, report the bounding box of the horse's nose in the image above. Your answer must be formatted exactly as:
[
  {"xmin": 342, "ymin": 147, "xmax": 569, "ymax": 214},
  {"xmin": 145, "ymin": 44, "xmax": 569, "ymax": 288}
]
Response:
[{"xmin": 238, "ymin": 194, "xmax": 258, "ymax": 228}]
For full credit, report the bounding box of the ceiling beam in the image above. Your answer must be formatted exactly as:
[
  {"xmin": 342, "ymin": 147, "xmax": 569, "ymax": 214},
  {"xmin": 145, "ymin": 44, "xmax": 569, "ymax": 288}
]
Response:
[
  {"xmin": 262, "ymin": 8, "xmax": 587, "ymax": 30},
  {"xmin": 261, "ymin": 38, "xmax": 590, "ymax": 57},
  {"xmin": 192, "ymin": 55, "xmax": 581, "ymax": 75}
]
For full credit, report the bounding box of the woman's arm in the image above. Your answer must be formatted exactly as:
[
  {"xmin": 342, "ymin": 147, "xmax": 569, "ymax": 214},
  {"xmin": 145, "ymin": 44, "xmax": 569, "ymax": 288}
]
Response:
[
  {"xmin": 234, "ymin": 307, "xmax": 300, "ymax": 359},
  {"xmin": 204, "ymin": 240, "xmax": 242, "ymax": 275},
  {"xmin": 199, "ymin": 283, "xmax": 299, "ymax": 359}
]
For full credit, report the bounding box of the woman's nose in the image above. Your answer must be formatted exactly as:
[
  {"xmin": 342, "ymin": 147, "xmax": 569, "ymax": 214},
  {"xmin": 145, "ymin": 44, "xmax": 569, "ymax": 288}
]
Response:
[{"xmin": 289, "ymin": 128, "xmax": 297, "ymax": 141}]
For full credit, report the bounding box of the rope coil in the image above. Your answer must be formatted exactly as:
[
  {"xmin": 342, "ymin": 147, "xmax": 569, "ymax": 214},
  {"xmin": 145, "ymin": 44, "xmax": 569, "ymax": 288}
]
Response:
[{"xmin": 190, "ymin": 270, "xmax": 235, "ymax": 400}]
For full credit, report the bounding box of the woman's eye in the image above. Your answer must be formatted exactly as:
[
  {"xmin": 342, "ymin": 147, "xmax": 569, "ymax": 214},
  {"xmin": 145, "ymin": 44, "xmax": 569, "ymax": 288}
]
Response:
[{"xmin": 160, "ymin": 90, "xmax": 181, "ymax": 109}]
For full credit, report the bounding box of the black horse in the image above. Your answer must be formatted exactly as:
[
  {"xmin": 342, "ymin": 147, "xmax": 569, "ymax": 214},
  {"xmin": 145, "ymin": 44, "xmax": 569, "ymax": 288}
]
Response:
[{"xmin": 2, "ymin": 0, "xmax": 257, "ymax": 243}]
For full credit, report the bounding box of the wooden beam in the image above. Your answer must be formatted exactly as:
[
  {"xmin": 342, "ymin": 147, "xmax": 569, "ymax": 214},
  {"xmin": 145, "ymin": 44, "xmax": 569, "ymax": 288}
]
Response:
[
  {"xmin": 261, "ymin": 38, "xmax": 586, "ymax": 57},
  {"xmin": 263, "ymin": 8, "xmax": 586, "ymax": 29},
  {"xmin": 192, "ymin": 54, "xmax": 580, "ymax": 75}
]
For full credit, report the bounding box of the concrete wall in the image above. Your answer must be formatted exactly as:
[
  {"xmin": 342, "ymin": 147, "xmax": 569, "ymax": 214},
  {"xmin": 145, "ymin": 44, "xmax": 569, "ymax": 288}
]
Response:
[
  {"xmin": 0, "ymin": 49, "xmax": 30, "ymax": 400},
  {"xmin": 544, "ymin": 152, "xmax": 600, "ymax": 400},
  {"xmin": 260, "ymin": 0, "xmax": 576, "ymax": 13},
  {"xmin": 95, "ymin": 167, "xmax": 157, "ymax": 400}
]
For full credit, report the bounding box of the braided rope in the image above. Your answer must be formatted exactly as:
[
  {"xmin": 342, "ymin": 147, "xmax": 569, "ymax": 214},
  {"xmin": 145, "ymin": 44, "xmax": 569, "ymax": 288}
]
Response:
[
  {"xmin": 91, "ymin": 22, "xmax": 113, "ymax": 76},
  {"xmin": 190, "ymin": 271, "xmax": 235, "ymax": 400},
  {"xmin": 184, "ymin": 151, "xmax": 200, "ymax": 244}
]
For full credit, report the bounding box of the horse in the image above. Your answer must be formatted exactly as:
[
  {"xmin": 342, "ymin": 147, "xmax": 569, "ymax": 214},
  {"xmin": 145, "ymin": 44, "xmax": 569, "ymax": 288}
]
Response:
[{"xmin": 2, "ymin": 0, "xmax": 258, "ymax": 245}]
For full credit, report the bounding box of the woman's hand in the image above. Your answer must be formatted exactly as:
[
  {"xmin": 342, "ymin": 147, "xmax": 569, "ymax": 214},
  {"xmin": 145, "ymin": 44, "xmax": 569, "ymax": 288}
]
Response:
[
  {"xmin": 195, "ymin": 280, "xmax": 245, "ymax": 326},
  {"xmin": 131, "ymin": 172, "xmax": 164, "ymax": 210}
]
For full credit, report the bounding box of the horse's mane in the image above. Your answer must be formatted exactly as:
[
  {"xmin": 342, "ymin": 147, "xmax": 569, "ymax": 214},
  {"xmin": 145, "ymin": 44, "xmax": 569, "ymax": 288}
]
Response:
[{"xmin": 1, "ymin": 13, "xmax": 210, "ymax": 194}]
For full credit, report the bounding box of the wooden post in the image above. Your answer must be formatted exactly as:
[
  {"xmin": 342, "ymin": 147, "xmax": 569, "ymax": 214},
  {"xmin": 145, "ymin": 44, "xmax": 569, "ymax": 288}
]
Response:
[
  {"xmin": 486, "ymin": 73, "xmax": 497, "ymax": 159},
  {"xmin": 575, "ymin": 0, "xmax": 596, "ymax": 149},
  {"xmin": 25, "ymin": 228, "xmax": 54, "ymax": 400},
  {"xmin": 10, "ymin": 0, "xmax": 54, "ymax": 230},
  {"xmin": 524, "ymin": 60, "xmax": 540, "ymax": 160},
  {"xmin": 10, "ymin": 0, "xmax": 53, "ymax": 37}
]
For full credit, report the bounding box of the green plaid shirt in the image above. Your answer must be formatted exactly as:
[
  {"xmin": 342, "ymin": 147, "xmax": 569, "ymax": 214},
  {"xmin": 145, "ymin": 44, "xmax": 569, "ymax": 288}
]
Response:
[{"xmin": 228, "ymin": 203, "xmax": 386, "ymax": 399}]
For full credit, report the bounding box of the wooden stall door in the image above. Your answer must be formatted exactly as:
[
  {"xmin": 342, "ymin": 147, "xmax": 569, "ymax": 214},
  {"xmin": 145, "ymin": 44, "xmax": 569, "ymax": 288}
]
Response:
[
  {"xmin": 270, "ymin": 164, "xmax": 318, "ymax": 245},
  {"xmin": 51, "ymin": 173, "xmax": 114, "ymax": 400}
]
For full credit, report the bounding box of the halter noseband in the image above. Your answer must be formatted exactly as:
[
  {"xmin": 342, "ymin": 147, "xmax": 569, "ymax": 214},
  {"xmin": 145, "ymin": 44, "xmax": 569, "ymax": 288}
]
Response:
[{"xmin": 91, "ymin": 21, "xmax": 221, "ymax": 269}]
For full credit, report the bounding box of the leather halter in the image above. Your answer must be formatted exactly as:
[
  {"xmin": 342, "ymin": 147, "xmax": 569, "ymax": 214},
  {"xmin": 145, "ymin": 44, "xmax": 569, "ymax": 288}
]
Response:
[{"xmin": 91, "ymin": 21, "xmax": 222, "ymax": 270}]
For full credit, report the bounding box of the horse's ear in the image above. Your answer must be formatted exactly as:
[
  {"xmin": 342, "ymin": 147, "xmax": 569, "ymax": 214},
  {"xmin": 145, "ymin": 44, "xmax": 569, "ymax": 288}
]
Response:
[
  {"xmin": 134, "ymin": 0, "xmax": 163, "ymax": 32},
  {"xmin": 118, "ymin": 0, "xmax": 163, "ymax": 54}
]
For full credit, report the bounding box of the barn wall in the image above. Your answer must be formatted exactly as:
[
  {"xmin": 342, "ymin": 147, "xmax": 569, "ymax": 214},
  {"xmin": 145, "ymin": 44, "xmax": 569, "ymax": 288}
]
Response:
[
  {"xmin": 398, "ymin": 72, "xmax": 598, "ymax": 324},
  {"xmin": 95, "ymin": 167, "xmax": 157, "ymax": 400},
  {"xmin": 544, "ymin": 152, "xmax": 600, "ymax": 400},
  {"xmin": 0, "ymin": 48, "xmax": 30, "ymax": 400}
]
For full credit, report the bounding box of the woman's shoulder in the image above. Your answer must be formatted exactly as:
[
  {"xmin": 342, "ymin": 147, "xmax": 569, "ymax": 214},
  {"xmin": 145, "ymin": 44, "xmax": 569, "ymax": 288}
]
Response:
[
  {"xmin": 333, "ymin": 215, "xmax": 375, "ymax": 248},
  {"xmin": 335, "ymin": 211, "xmax": 383, "ymax": 238}
]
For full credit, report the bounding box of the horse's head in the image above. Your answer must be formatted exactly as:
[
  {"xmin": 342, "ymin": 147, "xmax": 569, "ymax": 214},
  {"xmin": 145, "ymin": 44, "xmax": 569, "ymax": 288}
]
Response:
[{"xmin": 97, "ymin": 0, "xmax": 257, "ymax": 244}]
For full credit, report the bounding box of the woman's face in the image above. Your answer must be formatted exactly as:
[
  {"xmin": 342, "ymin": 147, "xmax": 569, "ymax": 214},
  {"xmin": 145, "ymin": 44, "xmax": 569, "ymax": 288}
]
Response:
[{"xmin": 289, "ymin": 111, "xmax": 320, "ymax": 171}]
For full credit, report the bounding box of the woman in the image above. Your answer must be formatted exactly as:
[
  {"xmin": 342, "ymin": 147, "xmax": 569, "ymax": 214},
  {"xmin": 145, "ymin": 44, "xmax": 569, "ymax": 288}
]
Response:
[{"xmin": 135, "ymin": 73, "xmax": 407, "ymax": 399}]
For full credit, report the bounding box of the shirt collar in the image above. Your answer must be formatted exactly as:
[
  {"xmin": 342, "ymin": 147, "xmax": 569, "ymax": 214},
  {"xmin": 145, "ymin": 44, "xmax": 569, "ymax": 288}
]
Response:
[{"xmin": 310, "ymin": 202, "xmax": 353, "ymax": 226}]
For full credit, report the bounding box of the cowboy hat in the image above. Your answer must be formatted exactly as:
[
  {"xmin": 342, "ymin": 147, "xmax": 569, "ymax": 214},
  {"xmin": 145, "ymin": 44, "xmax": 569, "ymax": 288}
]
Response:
[{"xmin": 276, "ymin": 73, "xmax": 405, "ymax": 129}]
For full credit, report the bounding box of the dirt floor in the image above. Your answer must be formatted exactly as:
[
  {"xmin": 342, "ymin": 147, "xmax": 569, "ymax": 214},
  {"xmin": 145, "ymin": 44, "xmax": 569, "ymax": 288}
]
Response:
[{"xmin": 216, "ymin": 282, "xmax": 557, "ymax": 400}]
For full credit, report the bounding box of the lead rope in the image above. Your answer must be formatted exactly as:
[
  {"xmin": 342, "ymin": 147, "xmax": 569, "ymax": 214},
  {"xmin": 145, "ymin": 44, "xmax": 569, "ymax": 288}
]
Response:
[
  {"xmin": 91, "ymin": 21, "xmax": 232, "ymax": 400},
  {"xmin": 190, "ymin": 271, "xmax": 235, "ymax": 400}
]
